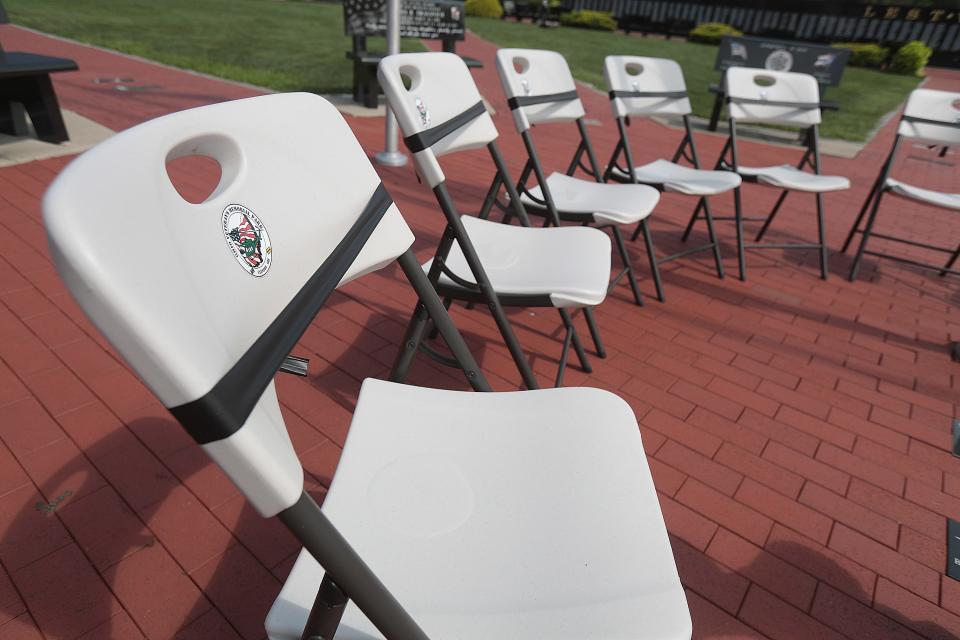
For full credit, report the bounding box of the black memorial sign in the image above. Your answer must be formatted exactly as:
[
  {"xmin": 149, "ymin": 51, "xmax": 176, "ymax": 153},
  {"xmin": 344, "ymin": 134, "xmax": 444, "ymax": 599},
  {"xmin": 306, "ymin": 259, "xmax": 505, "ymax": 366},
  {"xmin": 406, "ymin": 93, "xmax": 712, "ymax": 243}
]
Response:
[
  {"xmin": 715, "ymin": 35, "xmax": 850, "ymax": 87},
  {"xmin": 343, "ymin": 0, "xmax": 466, "ymax": 40}
]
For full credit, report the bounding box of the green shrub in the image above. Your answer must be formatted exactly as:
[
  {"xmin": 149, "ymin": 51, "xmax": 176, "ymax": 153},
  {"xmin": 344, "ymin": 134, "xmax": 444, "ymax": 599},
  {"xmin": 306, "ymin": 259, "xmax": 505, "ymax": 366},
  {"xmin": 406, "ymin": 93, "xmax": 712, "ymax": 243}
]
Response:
[
  {"xmin": 832, "ymin": 42, "xmax": 889, "ymax": 69},
  {"xmin": 889, "ymin": 40, "xmax": 932, "ymax": 76},
  {"xmin": 688, "ymin": 22, "xmax": 742, "ymax": 44},
  {"xmin": 465, "ymin": 0, "xmax": 503, "ymax": 19},
  {"xmin": 559, "ymin": 10, "xmax": 617, "ymax": 31}
]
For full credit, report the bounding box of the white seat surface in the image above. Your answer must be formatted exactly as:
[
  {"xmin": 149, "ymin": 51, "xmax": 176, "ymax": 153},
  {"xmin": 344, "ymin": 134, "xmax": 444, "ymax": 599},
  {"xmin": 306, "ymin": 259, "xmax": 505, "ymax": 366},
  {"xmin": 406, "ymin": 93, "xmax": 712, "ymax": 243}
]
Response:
[
  {"xmin": 886, "ymin": 177, "xmax": 960, "ymax": 210},
  {"xmin": 266, "ymin": 379, "xmax": 691, "ymax": 640},
  {"xmin": 737, "ymin": 164, "xmax": 850, "ymax": 193},
  {"xmin": 426, "ymin": 216, "xmax": 611, "ymax": 308},
  {"xmin": 520, "ymin": 172, "xmax": 660, "ymax": 226},
  {"xmin": 610, "ymin": 159, "xmax": 742, "ymax": 196}
]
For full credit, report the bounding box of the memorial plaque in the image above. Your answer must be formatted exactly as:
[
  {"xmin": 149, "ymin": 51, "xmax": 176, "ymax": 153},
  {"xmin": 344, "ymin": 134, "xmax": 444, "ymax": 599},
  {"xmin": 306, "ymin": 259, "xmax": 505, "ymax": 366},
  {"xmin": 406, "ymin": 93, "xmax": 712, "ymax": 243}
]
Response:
[
  {"xmin": 715, "ymin": 35, "xmax": 851, "ymax": 86},
  {"xmin": 344, "ymin": 0, "xmax": 466, "ymax": 41}
]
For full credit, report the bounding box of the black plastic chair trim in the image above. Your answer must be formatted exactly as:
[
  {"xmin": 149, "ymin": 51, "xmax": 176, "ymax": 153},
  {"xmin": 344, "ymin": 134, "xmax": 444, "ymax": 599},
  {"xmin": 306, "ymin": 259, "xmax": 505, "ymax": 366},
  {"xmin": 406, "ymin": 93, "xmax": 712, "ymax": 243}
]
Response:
[
  {"xmin": 170, "ymin": 183, "xmax": 394, "ymax": 444},
  {"xmin": 403, "ymin": 101, "xmax": 486, "ymax": 153},
  {"xmin": 507, "ymin": 90, "xmax": 579, "ymax": 110}
]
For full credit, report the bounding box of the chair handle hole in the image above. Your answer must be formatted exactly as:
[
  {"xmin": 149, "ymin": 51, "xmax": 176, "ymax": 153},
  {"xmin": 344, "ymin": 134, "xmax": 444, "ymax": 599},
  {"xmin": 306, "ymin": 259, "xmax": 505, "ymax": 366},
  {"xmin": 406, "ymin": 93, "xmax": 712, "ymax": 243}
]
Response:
[
  {"xmin": 165, "ymin": 155, "xmax": 222, "ymax": 205},
  {"xmin": 753, "ymin": 74, "xmax": 777, "ymax": 88},
  {"xmin": 625, "ymin": 63, "xmax": 644, "ymax": 76}
]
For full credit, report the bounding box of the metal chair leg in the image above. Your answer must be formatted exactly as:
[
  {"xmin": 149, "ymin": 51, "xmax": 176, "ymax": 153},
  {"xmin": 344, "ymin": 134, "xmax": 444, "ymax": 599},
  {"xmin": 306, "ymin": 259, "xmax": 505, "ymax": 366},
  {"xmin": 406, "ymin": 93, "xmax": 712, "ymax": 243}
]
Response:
[
  {"xmin": 848, "ymin": 189, "xmax": 886, "ymax": 282},
  {"xmin": 815, "ymin": 193, "xmax": 829, "ymax": 280},
  {"xmin": 611, "ymin": 225, "xmax": 644, "ymax": 306},
  {"xmin": 680, "ymin": 199, "xmax": 705, "ymax": 243},
  {"xmin": 701, "ymin": 198, "xmax": 725, "ymax": 279},
  {"xmin": 754, "ymin": 189, "xmax": 790, "ymax": 242},
  {"xmin": 559, "ymin": 309, "xmax": 591, "ymax": 374},
  {"xmin": 554, "ymin": 324, "xmax": 573, "ymax": 387},
  {"xmin": 427, "ymin": 297, "xmax": 453, "ymax": 340},
  {"xmin": 841, "ymin": 181, "xmax": 880, "ymax": 254},
  {"xmin": 639, "ymin": 219, "xmax": 665, "ymax": 302},
  {"xmin": 733, "ymin": 186, "xmax": 747, "ymax": 281},
  {"xmin": 582, "ymin": 307, "xmax": 606, "ymax": 358},
  {"xmin": 940, "ymin": 243, "xmax": 960, "ymax": 277}
]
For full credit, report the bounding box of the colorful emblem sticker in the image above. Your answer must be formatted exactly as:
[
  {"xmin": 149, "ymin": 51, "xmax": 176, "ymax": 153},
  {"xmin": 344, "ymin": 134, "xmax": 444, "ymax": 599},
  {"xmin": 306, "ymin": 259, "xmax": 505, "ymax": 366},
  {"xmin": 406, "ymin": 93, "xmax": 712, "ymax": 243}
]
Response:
[
  {"xmin": 221, "ymin": 204, "xmax": 272, "ymax": 277},
  {"xmin": 415, "ymin": 96, "xmax": 430, "ymax": 126}
]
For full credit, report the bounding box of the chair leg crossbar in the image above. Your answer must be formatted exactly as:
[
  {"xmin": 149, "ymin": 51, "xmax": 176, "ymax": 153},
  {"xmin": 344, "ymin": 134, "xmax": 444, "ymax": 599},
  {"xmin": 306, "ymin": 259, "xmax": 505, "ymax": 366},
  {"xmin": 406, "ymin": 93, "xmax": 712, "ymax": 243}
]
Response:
[
  {"xmin": 842, "ymin": 135, "xmax": 960, "ymax": 281},
  {"xmin": 607, "ymin": 115, "xmax": 725, "ymax": 297},
  {"xmin": 683, "ymin": 124, "xmax": 830, "ymax": 281}
]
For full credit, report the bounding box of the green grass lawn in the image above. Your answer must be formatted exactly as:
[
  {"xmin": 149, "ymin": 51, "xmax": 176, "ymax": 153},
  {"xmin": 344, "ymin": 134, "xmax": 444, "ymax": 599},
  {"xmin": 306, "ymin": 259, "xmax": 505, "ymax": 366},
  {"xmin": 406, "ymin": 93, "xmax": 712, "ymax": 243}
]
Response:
[
  {"xmin": 3, "ymin": 1, "xmax": 919, "ymax": 140},
  {"xmin": 469, "ymin": 18, "xmax": 921, "ymax": 142},
  {"xmin": 3, "ymin": 0, "xmax": 424, "ymax": 94}
]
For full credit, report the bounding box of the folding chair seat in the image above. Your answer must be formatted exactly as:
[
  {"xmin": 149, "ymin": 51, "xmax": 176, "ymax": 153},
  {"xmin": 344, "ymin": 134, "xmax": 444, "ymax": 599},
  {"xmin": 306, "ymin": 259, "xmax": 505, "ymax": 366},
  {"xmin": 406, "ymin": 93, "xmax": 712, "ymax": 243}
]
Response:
[
  {"xmin": 684, "ymin": 67, "xmax": 850, "ymax": 281},
  {"xmin": 268, "ymin": 380, "xmax": 691, "ymax": 640},
  {"xmin": 603, "ymin": 55, "xmax": 732, "ymax": 288},
  {"xmin": 885, "ymin": 178, "xmax": 960, "ymax": 210},
  {"xmin": 734, "ymin": 164, "xmax": 849, "ymax": 192},
  {"xmin": 608, "ymin": 159, "xmax": 739, "ymax": 196},
  {"xmin": 494, "ymin": 48, "xmax": 664, "ymax": 305},
  {"xmin": 522, "ymin": 172, "xmax": 657, "ymax": 226},
  {"xmin": 843, "ymin": 88, "xmax": 960, "ymax": 281},
  {"xmin": 43, "ymin": 93, "xmax": 691, "ymax": 640},
  {"xmin": 379, "ymin": 52, "xmax": 612, "ymax": 388},
  {"xmin": 425, "ymin": 215, "xmax": 609, "ymax": 307}
]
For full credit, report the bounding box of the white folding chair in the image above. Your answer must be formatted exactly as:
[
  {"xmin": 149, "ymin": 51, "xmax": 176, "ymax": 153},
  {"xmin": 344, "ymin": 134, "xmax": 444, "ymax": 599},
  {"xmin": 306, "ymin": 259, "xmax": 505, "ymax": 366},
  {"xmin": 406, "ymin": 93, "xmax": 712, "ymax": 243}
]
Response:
[
  {"xmin": 842, "ymin": 88, "xmax": 960, "ymax": 281},
  {"xmin": 379, "ymin": 52, "xmax": 613, "ymax": 388},
  {"xmin": 603, "ymin": 55, "xmax": 738, "ymax": 285},
  {"xmin": 685, "ymin": 67, "xmax": 850, "ymax": 281},
  {"xmin": 494, "ymin": 48, "xmax": 664, "ymax": 304},
  {"xmin": 43, "ymin": 93, "xmax": 691, "ymax": 640}
]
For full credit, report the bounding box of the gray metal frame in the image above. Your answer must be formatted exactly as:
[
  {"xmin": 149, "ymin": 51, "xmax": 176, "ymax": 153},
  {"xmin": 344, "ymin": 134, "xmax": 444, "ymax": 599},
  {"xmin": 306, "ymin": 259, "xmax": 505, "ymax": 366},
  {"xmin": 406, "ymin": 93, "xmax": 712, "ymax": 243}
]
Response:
[
  {"xmin": 842, "ymin": 133, "xmax": 960, "ymax": 281},
  {"xmin": 683, "ymin": 117, "xmax": 830, "ymax": 281},
  {"xmin": 510, "ymin": 115, "xmax": 652, "ymax": 307},
  {"xmin": 604, "ymin": 113, "xmax": 725, "ymax": 301}
]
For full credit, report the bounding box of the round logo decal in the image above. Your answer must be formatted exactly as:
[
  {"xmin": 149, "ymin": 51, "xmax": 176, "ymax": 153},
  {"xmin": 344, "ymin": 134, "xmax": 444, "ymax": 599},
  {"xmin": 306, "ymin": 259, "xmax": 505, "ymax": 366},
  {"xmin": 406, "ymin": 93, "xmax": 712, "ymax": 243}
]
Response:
[
  {"xmin": 221, "ymin": 204, "xmax": 272, "ymax": 277},
  {"xmin": 764, "ymin": 49, "xmax": 794, "ymax": 72}
]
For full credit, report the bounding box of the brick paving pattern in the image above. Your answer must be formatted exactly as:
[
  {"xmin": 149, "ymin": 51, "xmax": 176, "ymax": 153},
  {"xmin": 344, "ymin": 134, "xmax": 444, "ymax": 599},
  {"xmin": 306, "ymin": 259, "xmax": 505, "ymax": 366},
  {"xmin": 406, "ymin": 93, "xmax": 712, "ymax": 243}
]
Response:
[{"xmin": 0, "ymin": 23, "xmax": 958, "ymax": 640}]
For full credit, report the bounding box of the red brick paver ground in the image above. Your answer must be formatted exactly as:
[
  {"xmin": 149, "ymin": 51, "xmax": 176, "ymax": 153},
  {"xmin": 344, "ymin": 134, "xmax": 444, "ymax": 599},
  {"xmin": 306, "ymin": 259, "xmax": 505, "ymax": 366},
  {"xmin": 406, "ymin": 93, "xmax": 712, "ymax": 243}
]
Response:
[{"xmin": 1, "ymin": 23, "xmax": 959, "ymax": 640}]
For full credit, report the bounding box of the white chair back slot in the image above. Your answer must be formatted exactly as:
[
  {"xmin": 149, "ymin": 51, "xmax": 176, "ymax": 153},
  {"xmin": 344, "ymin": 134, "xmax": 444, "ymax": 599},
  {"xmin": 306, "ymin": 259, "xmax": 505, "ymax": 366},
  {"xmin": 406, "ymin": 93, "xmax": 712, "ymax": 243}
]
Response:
[
  {"xmin": 603, "ymin": 56, "xmax": 692, "ymax": 119},
  {"xmin": 43, "ymin": 93, "xmax": 415, "ymax": 517},
  {"xmin": 378, "ymin": 52, "xmax": 499, "ymax": 188},
  {"xmin": 495, "ymin": 48, "xmax": 586, "ymax": 133},
  {"xmin": 725, "ymin": 68, "xmax": 822, "ymax": 126},
  {"xmin": 897, "ymin": 88, "xmax": 960, "ymax": 146}
]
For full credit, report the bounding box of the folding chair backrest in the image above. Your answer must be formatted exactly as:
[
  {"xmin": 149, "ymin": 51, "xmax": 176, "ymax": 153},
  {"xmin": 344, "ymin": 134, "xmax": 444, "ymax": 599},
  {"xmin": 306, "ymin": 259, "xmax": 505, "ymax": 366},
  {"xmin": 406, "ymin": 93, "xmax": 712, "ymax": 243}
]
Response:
[
  {"xmin": 378, "ymin": 52, "xmax": 499, "ymax": 188},
  {"xmin": 725, "ymin": 67, "xmax": 821, "ymax": 127},
  {"xmin": 897, "ymin": 88, "xmax": 960, "ymax": 146},
  {"xmin": 495, "ymin": 48, "xmax": 586, "ymax": 134},
  {"xmin": 604, "ymin": 56, "xmax": 692, "ymax": 119},
  {"xmin": 43, "ymin": 93, "xmax": 415, "ymax": 518}
]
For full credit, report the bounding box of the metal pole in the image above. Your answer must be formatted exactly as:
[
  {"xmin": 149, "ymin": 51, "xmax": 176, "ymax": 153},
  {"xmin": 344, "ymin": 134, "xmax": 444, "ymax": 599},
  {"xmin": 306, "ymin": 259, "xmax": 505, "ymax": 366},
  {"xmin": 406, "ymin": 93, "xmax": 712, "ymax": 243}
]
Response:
[{"xmin": 375, "ymin": 0, "xmax": 408, "ymax": 167}]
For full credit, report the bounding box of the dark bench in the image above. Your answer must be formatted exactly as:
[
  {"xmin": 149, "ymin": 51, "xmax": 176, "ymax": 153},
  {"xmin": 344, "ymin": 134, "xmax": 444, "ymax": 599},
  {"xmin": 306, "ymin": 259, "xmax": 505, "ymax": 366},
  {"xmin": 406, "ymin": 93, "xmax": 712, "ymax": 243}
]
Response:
[
  {"xmin": 0, "ymin": 50, "xmax": 78, "ymax": 143},
  {"xmin": 348, "ymin": 35, "xmax": 481, "ymax": 108}
]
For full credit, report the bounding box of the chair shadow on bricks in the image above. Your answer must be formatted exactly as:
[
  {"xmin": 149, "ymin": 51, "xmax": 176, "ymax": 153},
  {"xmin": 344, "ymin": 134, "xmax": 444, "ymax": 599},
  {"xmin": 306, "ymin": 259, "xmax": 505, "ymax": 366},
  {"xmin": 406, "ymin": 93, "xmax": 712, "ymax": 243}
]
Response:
[
  {"xmin": 680, "ymin": 535, "xmax": 959, "ymax": 640},
  {"xmin": 1, "ymin": 417, "xmax": 302, "ymax": 639}
]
